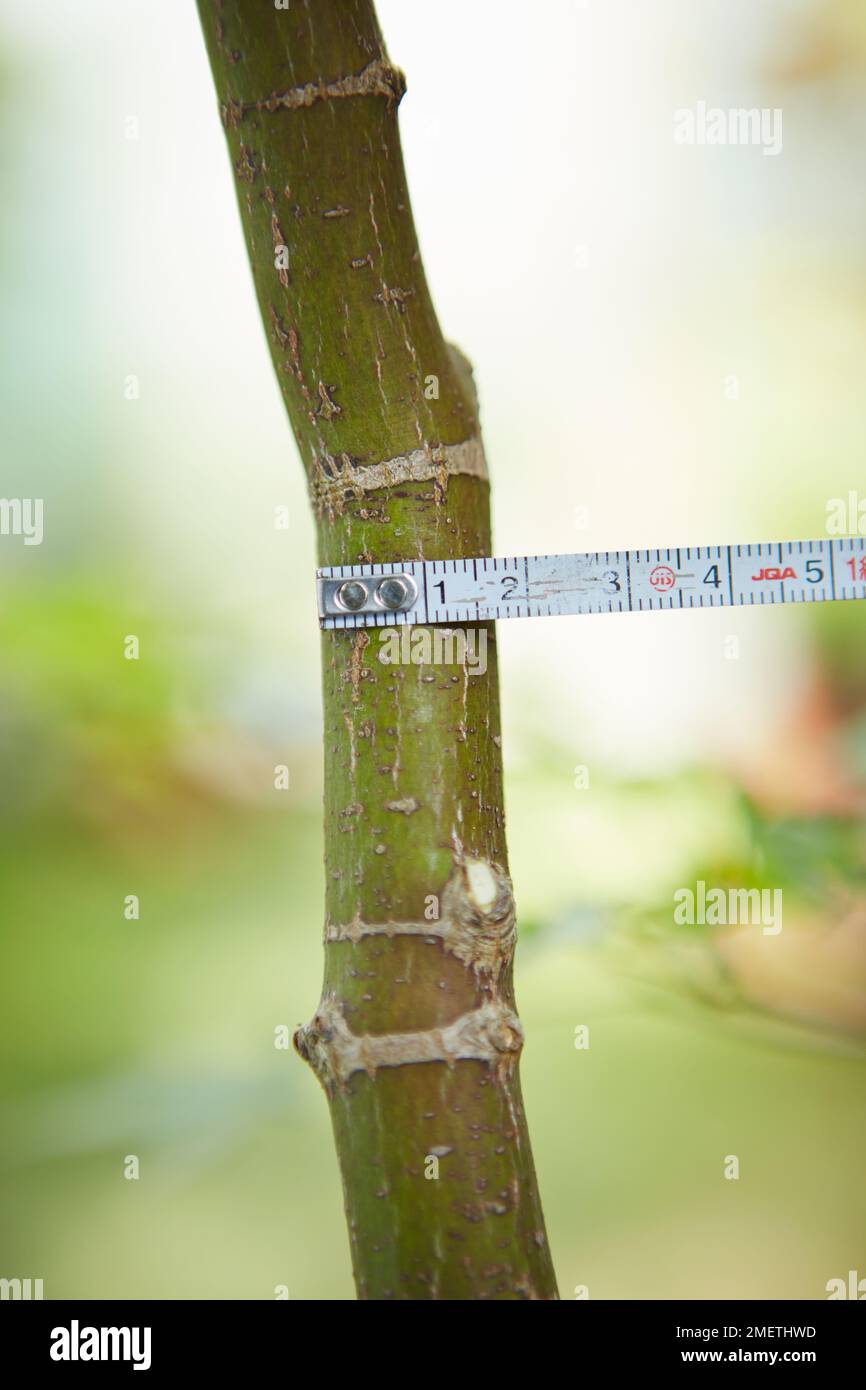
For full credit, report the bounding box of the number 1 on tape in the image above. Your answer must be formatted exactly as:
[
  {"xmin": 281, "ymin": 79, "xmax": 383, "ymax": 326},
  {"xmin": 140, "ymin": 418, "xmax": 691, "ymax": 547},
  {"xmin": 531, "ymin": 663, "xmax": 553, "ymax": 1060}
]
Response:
[{"xmin": 317, "ymin": 537, "xmax": 866, "ymax": 628}]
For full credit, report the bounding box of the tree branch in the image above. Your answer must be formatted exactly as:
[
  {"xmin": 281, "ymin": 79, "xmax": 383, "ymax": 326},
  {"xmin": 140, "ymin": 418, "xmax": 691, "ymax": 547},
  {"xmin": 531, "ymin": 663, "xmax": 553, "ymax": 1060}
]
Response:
[{"xmin": 197, "ymin": 0, "xmax": 558, "ymax": 1301}]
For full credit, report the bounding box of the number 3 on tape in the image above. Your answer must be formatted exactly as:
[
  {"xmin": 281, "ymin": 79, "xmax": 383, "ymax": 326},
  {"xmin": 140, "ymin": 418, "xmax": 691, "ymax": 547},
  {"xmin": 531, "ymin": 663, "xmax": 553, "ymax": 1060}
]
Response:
[{"xmin": 317, "ymin": 537, "xmax": 866, "ymax": 628}]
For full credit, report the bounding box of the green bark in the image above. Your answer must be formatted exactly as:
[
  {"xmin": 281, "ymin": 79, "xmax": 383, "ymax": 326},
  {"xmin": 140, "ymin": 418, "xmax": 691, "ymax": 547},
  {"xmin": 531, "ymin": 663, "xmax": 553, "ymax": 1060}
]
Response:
[{"xmin": 197, "ymin": 0, "xmax": 557, "ymax": 1300}]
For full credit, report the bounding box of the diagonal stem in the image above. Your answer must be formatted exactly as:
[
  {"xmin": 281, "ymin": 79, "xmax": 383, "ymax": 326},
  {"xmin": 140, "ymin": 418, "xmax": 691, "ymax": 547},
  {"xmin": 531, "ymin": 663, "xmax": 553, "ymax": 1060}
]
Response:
[{"xmin": 197, "ymin": 0, "xmax": 558, "ymax": 1300}]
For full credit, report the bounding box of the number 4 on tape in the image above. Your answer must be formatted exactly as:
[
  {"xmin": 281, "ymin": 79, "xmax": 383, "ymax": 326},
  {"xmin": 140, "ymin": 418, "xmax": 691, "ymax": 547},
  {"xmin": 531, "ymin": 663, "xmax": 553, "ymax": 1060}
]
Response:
[{"xmin": 317, "ymin": 537, "xmax": 866, "ymax": 629}]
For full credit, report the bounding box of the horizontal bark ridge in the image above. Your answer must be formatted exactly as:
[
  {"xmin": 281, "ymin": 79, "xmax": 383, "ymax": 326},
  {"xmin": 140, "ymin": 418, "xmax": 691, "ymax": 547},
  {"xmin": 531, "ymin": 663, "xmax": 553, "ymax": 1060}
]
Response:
[
  {"xmin": 310, "ymin": 437, "xmax": 488, "ymax": 515},
  {"xmin": 297, "ymin": 857, "xmax": 520, "ymax": 1092},
  {"xmin": 295, "ymin": 996, "xmax": 524, "ymax": 1091},
  {"xmin": 222, "ymin": 57, "xmax": 406, "ymax": 128},
  {"xmin": 324, "ymin": 858, "xmax": 515, "ymax": 978}
]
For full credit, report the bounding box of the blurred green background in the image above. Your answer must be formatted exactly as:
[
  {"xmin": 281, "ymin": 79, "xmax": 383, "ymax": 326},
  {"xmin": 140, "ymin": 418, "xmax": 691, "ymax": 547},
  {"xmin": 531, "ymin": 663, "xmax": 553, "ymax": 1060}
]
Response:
[{"xmin": 1, "ymin": 0, "xmax": 865, "ymax": 1299}]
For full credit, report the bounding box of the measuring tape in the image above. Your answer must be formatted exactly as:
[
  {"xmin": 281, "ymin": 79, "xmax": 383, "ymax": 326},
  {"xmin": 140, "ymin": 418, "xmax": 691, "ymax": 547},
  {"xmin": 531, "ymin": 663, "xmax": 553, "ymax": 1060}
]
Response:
[{"xmin": 317, "ymin": 537, "xmax": 866, "ymax": 628}]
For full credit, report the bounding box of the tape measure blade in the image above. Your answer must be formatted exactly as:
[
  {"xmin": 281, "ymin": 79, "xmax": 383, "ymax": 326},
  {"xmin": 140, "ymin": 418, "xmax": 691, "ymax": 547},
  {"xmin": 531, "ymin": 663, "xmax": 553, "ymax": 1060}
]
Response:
[{"xmin": 316, "ymin": 537, "xmax": 866, "ymax": 626}]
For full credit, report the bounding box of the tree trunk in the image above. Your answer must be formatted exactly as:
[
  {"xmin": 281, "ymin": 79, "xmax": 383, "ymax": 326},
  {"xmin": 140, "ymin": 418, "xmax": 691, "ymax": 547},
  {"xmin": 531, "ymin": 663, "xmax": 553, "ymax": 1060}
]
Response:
[{"xmin": 197, "ymin": 0, "xmax": 558, "ymax": 1301}]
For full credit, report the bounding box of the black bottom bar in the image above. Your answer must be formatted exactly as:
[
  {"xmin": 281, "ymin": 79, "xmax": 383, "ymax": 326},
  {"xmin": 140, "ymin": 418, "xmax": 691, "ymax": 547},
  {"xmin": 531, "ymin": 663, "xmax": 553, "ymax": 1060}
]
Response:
[{"xmin": 5, "ymin": 1298, "xmax": 861, "ymax": 1373}]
